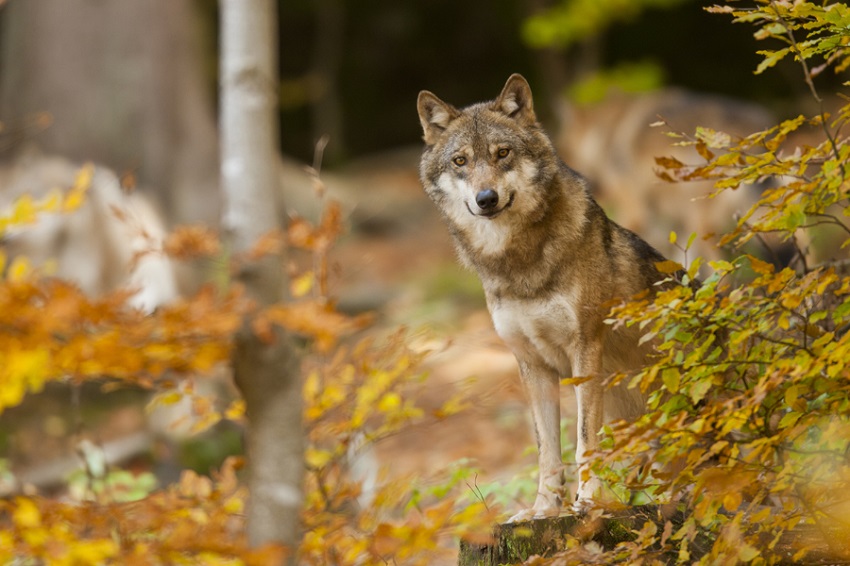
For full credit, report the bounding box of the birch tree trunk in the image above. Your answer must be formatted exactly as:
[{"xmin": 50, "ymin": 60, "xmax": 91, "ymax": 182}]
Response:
[{"xmin": 219, "ymin": 0, "xmax": 303, "ymax": 555}]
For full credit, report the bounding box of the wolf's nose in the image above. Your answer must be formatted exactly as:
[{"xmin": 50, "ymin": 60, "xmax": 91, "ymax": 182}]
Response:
[{"xmin": 476, "ymin": 189, "xmax": 499, "ymax": 210}]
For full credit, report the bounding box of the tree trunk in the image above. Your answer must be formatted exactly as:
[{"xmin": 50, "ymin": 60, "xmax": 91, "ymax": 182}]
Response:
[
  {"xmin": 219, "ymin": 0, "xmax": 303, "ymax": 557},
  {"xmin": 0, "ymin": 0, "xmax": 220, "ymax": 226}
]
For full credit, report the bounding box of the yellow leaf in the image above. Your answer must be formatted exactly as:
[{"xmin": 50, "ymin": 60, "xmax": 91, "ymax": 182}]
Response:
[
  {"xmin": 7, "ymin": 349, "xmax": 49, "ymax": 396},
  {"xmin": 738, "ymin": 542, "xmax": 759, "ymax": 562},
  {"xmin": 709, "ymin": 259, "xmax": 735, "ymax": 273},
  {"xmin": 669, "ymin": 231, "xmax": 678, "ymax": 244},
  {"xmin": 784, "ymin": 385, "xmax": 800, "ymax": 409},
  {"xmin": 752, "ymin": 505, "xmax": 771, "ymax": 521},
  {"xmin": 42, "ymin": 187, "xmax": 63, "ymax": 213},
  {"xmin": 12, "ymin": 194, "xmax": 37, "ymax": 225},
  {"xmin": 655, "ymin": 260, "xmax": 684, "ymax": 274},
  {"xmin": 303, "ymin": 370, "xmax": 320, "ymax": 403},
  {"xmin": 305, "ymin": 447, "xmax": 333, "ymax": 469},
  {"xmin": 723, "ymin": 491, "xmax": 742, "ymax": 512},
  {"xmin": 69, "ymin": 539, "xmax": 118, "ymax": 563},
  {"xmin": 12, "ymin": 497, "xmax": 41, "ymax": 528},
  {"xmin": 152, "ymin": 391, "xmax": 183, "ymax": 406},
  {"xmin": 8, "ymin": 256, "xmax": 31, "ymax": 281},
  {"xmin": 377, "ymin": 392, "xmax": 402, "ymax": 412},
  {"xmin": 63, "ymin": 167, "xmax": 92, "ymax": 212},
  {"xmin": 291, "ymin": 271, "xmax": 315, "ymax": 298},
  {"xmin": 225, "ymin": 399, "xmax": 245, "ymax": 421},
  {"xmin": 223, "ymin": 495, "xmax": 244, "ymax": 514}
]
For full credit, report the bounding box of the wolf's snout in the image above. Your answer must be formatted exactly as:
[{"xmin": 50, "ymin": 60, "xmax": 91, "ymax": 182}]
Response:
[{"xmin": 475, "ymin": 189, "xmax": 499, "ymax": 210}]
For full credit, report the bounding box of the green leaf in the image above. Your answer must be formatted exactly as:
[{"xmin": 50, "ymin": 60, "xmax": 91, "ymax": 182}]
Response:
[
  {"xmin": 662, "ymin": 368, "xmax": 680, "ymax": 393},
  {"xmin": 689, "ymin": 379, "xmax": 712, "ymax": 404},
  {"xmin": 779, "ymin": 411, "xmax": 801, "ymax": 429},
  {"xmin": 738, "ymin": 543, "xmax": 760, "ymax": 562},
  {"xmin": 755, "ymin": 47, "xmax": 791, "ymax": 74}
]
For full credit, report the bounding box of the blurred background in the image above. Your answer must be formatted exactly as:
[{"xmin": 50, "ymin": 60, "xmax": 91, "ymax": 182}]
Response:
[{"xmin": 0, "ymin": 0, "xmax": 843, "ymax": 527}]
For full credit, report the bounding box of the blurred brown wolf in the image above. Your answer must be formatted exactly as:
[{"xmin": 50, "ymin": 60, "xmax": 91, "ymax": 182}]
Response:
[
  {"xmin": 555, "ymin": 88, "xmax": 786, "ymax": 268},
  {"xmin": 417, "ymin": 74, "xmax": 680, "ymax": 521}
]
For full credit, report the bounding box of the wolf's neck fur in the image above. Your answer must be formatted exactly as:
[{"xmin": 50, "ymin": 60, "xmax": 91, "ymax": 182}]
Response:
[{"xmin": 451, "ymin": 164, "xmax": 592, "ymax": 300}]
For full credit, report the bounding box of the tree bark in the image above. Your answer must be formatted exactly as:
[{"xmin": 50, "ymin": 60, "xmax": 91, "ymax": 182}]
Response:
[
  {"xmin": 0, "ymin": 0, "xmax": 220, "ymax": 226},
  {"xmin": 219, "ymin": 0, "xmax": 303, "ymax": 556}
]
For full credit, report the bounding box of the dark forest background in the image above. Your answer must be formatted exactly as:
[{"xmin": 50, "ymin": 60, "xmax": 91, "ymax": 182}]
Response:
[{"xmin": 267, "ymin": 0, "xmax": 837, "ymax": 165}]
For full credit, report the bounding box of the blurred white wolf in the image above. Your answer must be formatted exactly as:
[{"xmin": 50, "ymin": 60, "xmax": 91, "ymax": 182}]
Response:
[{"xmin": 0, "ymin": 149, "xmax": 179, "ymax": 311}]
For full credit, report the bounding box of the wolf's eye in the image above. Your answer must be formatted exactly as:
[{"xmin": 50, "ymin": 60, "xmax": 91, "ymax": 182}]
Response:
[
  {"xmin": 497, "ymin": 148, "xmax": 511, "ymax": 159},
  {"xmin": 452, "ymin": 156, "xmax": 467, "ymax": 166}
]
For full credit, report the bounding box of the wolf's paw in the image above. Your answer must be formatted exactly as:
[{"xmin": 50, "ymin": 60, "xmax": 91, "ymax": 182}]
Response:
[
  {"xmin": 508, "ymin": 492, "xmax": 561, "ymax": 523},
  {"xmin": 571, "ymin": 497, "xmax": 596, "ymax": 516},
  {"xmin": 505, "ymin": 502, "xmax": 560, "ymax": 523},
  {"xmin": 574, "ymin": 475, "xmax": 603, "ymax": 502}
]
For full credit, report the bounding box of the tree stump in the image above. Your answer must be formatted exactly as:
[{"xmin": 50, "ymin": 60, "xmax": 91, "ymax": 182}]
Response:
[
  {"xmin": 458, "ymin": 510, "xmax": 643, "ymax": 566},
  {"xmin": 457, "ymin": 507, "xmax": 850, "ymax": 565}
]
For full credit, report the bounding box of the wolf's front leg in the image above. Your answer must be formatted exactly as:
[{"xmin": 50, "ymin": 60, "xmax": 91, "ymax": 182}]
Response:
[
  {"xmin": 508, "ymin": 361, "xmax": 564, "ymax": 523},
  {"xmin": 572, "ymin": 345, "xmax": 605, "ymax": 507}
]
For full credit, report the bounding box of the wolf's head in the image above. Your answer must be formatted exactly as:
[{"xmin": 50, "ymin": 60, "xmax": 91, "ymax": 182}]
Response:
[{"xmin": 416, "ymin": 75, "xmax": 562, "ymax": 236}]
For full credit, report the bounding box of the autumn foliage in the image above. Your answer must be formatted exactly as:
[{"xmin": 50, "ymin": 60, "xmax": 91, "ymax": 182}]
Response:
[
  {"xmin": 5, "ymin": 1, "xmax": 850, "ymax": 564},
  {"xmin": 0, "ymin": 158, "xmax": 497, "ymax": 564},
  {"xmin": 536, "ymin": 2, "xmax": 850, "ymax": 563}
]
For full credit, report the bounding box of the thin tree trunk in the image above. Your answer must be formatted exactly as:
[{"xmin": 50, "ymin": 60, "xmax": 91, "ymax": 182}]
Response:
[{"xmin": 219, "ymin": 0, "xmax": 303, "ymax": 556}]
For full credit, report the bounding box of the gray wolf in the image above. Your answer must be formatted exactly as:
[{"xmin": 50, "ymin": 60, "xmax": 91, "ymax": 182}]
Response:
[{"xmin": 417, "ymin": 74, "xmax": 677, "ymax": 522}]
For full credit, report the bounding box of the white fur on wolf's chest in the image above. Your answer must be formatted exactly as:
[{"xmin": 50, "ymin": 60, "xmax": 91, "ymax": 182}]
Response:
[{"xmin": 489, "ymin": 294, "xmax": 579, "ymax": 374}]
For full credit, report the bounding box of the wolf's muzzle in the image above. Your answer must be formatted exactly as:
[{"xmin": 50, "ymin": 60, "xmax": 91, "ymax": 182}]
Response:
[
  {"xmin": 476, "ymin": 189, "xmax": 499, "ymax": 210},
  {"xmin": 466, "ymin": 191, "xmax": 515, "ymax": 219}
]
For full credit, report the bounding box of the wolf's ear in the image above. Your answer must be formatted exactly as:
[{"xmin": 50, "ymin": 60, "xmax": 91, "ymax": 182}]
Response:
[
  {"xmin": 493, "ymin": 74, "xmax": 536, "ymax": 125},
  {"xmin": 418, "ymin": 91, "xmax": 460, "ymax": 144}
]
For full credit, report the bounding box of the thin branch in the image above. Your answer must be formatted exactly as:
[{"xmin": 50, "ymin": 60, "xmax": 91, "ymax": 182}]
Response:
[{"xmin": 769, "ymin": 1, "xmax": 843, "ymax": 172}]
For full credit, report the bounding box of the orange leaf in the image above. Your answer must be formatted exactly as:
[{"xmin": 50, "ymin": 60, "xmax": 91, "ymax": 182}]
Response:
[
  {"xmin": 260, "ymin": 301, "xmax": 372, "ymax": 352},
  {"xmin": 654, "ymin": 156, "xmax": 686, "ymax": 169},
  {"xmin": 372, "ymin": 523, "xmax": 405, "ymax": 556},
  {"xmin": 747, "ymin": 254, "xmax": 775, "ymax": 275},
  {"xmin": 287, "ymin": 200, "xmax": 344, "ymax": 253},
  {"xmin": 695, "ymin": 141, "xmax": 715, "ymax": 160},
  {"xmin": 164, "ymin": 225, "xmax": 221, "ymax": 259},
  {"xmin": 246, "ymin": 229, "xmax": 286, "ymax": 261}
]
